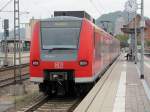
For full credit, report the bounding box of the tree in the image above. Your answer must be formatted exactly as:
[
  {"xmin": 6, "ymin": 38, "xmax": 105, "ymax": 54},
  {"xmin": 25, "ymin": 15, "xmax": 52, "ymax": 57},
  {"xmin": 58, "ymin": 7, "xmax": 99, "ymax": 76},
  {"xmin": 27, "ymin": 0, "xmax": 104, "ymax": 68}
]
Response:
[
  {"xmin": 146, "ymin": 40, "xmax": 150, "ymax": 47},
  {"xmin": 115, "ymin": 34, "xmax": 129, "ymax": 42},
  {"xmin": 115, "ymin": 34, "xmax": 129, "ymax": 48}
]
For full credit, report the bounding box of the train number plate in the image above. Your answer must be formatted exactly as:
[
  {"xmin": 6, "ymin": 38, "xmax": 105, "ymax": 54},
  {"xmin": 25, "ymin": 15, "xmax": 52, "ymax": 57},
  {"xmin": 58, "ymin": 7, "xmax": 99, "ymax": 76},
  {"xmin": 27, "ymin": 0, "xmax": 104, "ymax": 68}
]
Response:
[
  {"xmin": 49, "ymin": 72, "xmax": 68, "ymax": 80},
  {"xmin": 54, "ymin": 62, "xmax": 64, "ymax": 69}
]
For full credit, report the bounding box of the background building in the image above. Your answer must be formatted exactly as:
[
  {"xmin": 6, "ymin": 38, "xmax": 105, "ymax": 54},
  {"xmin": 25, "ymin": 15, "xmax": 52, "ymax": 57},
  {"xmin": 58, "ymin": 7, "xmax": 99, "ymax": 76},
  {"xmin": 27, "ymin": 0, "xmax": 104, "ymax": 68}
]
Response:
[{"xmin": 122, "ymin": 15, "xmax": 150, "ymax": 52}]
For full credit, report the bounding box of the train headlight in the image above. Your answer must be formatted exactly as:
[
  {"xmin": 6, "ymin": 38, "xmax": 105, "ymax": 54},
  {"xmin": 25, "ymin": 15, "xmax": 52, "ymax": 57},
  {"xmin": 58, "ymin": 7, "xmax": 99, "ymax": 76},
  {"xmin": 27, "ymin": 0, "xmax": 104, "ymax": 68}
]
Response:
[
  {"xmin": 79, "ymin": 60, "xmax": 88, "ymax": 66},
  {"xmin": 32, "ymin": 60, "xmax": 40, "ymax": 66}
]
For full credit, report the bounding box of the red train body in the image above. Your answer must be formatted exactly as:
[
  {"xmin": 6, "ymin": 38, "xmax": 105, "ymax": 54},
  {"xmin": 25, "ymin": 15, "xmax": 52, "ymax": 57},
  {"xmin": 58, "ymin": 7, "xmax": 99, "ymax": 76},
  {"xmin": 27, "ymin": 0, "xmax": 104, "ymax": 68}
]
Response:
[{"xmin": 30, "ymin": 13, "xmax": 120, "ymax": 95}]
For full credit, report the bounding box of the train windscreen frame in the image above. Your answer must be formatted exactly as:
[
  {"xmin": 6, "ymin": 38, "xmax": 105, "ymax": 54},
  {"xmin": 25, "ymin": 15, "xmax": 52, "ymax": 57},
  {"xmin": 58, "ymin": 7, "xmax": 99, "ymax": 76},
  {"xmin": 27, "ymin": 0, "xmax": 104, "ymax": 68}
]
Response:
[{"xmin": 40, "ymin": 20, "xmax": 82, "ymax": 50}]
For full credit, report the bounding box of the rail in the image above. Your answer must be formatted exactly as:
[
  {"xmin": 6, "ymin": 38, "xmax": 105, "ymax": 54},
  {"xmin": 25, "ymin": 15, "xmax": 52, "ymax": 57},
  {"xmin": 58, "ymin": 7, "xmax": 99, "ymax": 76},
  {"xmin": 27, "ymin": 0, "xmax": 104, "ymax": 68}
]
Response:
[
  {"xmin": 22, "ymin": 95, "xmax": 49, "ymax": 112},
  {"xmin": 18, "ymin": 96, "xmax": 81, "ymax": 112},
  {"xmin": 0, "ymin": 63, "xmax": 29, "ymax": 72},
  {"xmin": 0, "ymin": 73, "xmax": 29, "ymax": 87}
]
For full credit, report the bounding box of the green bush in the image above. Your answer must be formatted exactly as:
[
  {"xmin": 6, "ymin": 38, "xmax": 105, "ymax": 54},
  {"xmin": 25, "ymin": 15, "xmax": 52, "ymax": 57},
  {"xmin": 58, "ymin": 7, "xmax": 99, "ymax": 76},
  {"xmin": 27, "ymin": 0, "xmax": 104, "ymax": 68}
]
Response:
[
  {"xmin": 115, "ymin": 34, "xmax": 129, "ymax": 42},
  {"xmin": 146, "ymin": 40, "xmax": 150, "ymax": 47}
]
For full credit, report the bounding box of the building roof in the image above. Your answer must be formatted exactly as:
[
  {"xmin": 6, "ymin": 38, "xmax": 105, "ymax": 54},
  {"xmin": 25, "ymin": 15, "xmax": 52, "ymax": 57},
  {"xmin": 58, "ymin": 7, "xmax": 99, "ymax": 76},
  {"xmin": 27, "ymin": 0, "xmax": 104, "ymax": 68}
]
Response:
[
  {"xmin": 145, "ymin": 19, "xmax": 150, "ymax": 27},
  {"xmin": 125, "ymin": 15, "xmax": 150, "ymax": 28}
]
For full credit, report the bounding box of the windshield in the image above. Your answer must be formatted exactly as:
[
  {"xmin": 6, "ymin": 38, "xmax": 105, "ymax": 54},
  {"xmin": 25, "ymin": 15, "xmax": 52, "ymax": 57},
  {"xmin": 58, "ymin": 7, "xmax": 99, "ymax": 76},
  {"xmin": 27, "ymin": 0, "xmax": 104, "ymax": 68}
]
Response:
[{"xmin": 41, "ymin": 21, "xmax": 82, "ymax": 50}]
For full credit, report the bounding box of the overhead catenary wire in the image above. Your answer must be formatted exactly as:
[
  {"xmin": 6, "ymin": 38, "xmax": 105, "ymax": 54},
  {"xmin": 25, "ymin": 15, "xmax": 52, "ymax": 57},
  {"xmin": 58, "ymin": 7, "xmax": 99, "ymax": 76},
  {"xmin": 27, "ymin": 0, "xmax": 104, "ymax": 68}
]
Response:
[
  {"xmin": 0, "ymin": 10, "xmax": 29, "ymax": 15},
  {"xmin": 96, "ymin": 0, "xmax": 105, "ymax": 10},
  {"xmin": 0, "ymin": 0, "xmax": 7, "ymax": 7},
  {"xmin": 89, "ymin": 0, "xmax": 102, "ymax": 16},
  {"xmin": 0, "ymin": 0, "xmax": 5, "ymax": 4},
  {"xmin": 0, "ymin": 0, "xmax": 13, "ymax": 12}
]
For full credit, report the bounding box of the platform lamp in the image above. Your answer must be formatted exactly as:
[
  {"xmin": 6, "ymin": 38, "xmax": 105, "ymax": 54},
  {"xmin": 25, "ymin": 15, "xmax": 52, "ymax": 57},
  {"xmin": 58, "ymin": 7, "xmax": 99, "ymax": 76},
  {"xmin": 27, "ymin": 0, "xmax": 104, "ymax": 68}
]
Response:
[
  {"xmin": 125, "ymin": 0, "xmax": 138, "ymax": 64},
  {"xmin": 140, "ymin": 0, "xmax": 145, "ymax": 79}
]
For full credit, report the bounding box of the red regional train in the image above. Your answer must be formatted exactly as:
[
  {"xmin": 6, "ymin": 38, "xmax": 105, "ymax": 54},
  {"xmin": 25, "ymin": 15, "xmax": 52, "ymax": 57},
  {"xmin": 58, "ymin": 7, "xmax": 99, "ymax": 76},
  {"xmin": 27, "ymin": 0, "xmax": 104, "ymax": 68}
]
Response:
[{"xmin": 30, "ymin": 11, "xmax": 120, "ymax": 95}]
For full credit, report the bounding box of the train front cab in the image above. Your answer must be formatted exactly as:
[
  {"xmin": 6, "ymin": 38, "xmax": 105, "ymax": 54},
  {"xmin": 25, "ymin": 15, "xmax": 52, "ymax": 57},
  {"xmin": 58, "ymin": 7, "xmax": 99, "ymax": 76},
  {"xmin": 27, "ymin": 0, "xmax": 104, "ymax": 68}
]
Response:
[{"xmin": 30, "ymin": 18, "xmax": 95, "ymax": 95}]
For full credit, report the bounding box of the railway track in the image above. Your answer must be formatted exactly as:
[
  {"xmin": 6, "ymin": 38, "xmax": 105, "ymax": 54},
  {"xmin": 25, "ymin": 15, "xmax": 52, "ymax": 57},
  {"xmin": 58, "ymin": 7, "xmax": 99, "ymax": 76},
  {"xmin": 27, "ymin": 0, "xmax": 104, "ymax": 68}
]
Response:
[
  {"xmin": 18, "ymin": 95, "xmax": 81, "ymax": 112},
  {"xmin": 0, "ymin": 63, "xmax": 29, "ymax": 72},
  {"xmin": 0, "ymin": 63, "xmax": 29, "ymax": 87},
  {"xmin": 0, "ymin": 73, "xmax": 29, "ymax": 87}
]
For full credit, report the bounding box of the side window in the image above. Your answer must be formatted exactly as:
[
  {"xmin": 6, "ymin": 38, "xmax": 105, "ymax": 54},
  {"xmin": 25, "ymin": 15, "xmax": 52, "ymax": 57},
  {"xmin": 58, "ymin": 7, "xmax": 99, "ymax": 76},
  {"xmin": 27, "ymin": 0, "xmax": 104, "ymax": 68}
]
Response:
[
  {"xmin": 94, "ymin": 30, "xmax": 101, "ymax": 59},
  {"xmin": 94, "ymin": 28, "xmax": 96, "ymax": 48}
]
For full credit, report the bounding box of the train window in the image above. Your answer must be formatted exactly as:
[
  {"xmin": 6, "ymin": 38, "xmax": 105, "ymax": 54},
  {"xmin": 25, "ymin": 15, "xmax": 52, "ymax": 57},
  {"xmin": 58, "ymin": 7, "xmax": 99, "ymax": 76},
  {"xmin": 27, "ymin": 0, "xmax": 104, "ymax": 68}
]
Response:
[
  {"xmin": 40, "ymin": 21, "xmax": 82, "ymax": 50},
  {"xmin": 41, "ymin": 27, "xmax": 80, "ymax": 50}
]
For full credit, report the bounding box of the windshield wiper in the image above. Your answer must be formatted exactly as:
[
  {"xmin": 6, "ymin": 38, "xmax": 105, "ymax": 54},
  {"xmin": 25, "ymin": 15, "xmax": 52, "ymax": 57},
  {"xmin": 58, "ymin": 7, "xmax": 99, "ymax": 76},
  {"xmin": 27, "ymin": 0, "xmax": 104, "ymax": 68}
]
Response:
[{"xmin": 48, "ymin": 47, "xmax": 77, "ymax": 52}]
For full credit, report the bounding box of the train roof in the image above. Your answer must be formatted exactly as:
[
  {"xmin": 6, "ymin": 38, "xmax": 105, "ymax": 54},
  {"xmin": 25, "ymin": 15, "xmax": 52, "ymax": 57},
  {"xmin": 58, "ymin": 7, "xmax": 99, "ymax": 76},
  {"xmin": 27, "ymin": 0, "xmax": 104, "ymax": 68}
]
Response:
[
  {"xmin": 40, "ymin": 11, "xmax": 95, "ymax": 23},
  {"xmin": 54, "ymin": 11, "xmax": 95, "ymax": 23},
  {"xmin": 40, "ymin": 16, "xmax": 82, "ymax": 22}
]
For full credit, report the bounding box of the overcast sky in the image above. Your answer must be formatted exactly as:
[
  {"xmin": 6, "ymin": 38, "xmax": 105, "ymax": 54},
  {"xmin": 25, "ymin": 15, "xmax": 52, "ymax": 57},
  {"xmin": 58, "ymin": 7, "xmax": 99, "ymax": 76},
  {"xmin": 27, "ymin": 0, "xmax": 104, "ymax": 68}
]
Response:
[{"xmin": 0, "ymin": 0, "xmax": 150, "ymax": 31}]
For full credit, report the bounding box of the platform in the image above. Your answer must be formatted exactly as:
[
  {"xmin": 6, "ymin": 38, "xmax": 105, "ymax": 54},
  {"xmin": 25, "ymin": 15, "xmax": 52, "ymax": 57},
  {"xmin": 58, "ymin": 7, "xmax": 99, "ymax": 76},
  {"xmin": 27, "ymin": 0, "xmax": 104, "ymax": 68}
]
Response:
[{"xmin": 74, "ymin": 54, "xmax": 150, "ymax": 112}]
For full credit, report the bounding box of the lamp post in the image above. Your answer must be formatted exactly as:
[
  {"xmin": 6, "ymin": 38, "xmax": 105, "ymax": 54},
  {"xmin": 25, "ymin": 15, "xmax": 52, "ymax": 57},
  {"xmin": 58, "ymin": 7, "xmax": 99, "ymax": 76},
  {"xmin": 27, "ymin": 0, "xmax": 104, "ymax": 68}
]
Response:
[
  {"xmin": 125, "ymin": 0, "xmax": 145, "ymax": 79},
  {"xmin": 125, "ymin": 0, "xmax": 138, "ymax": 63},
  {"xmin": 134, "ymin": 11, "xmax": 138, "ymax": 64},
  {"xmin": 140, "ymin": 0, "xmax": 145, "ymax": 79}
]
